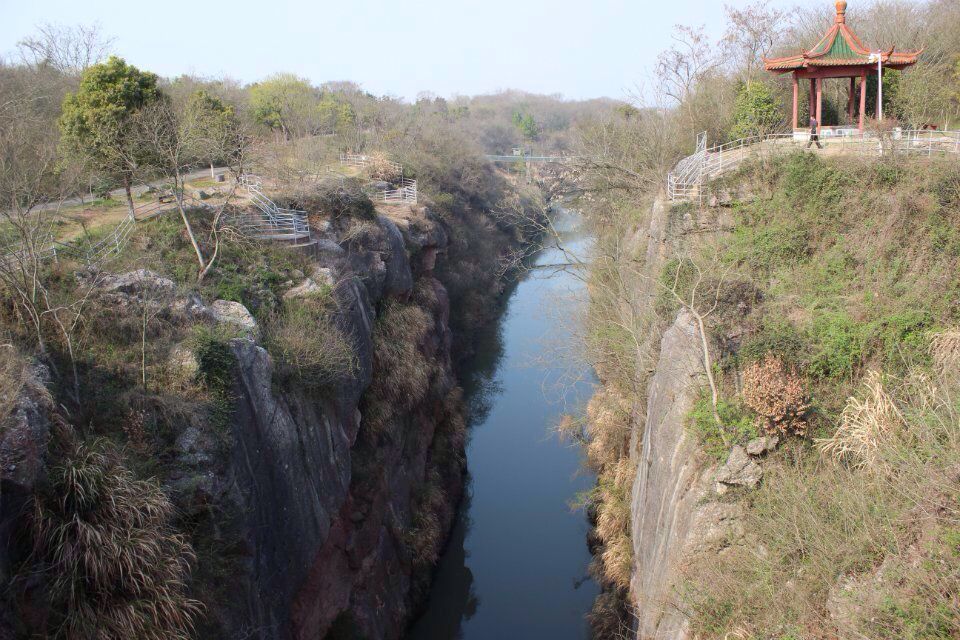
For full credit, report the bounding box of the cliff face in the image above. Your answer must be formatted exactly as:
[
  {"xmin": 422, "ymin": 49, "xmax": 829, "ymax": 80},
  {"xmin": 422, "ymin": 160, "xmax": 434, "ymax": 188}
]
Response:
[
  {"xmin": 629, "ymin": 310, "xmax": 712, "ymax": 639},
  {"xmin": 184, "ymin": 207, "xmax": 479, "ymax": 640},
  {"xmin": 0, "ymin": 198, "xmax": 517, "ymax": 640}
]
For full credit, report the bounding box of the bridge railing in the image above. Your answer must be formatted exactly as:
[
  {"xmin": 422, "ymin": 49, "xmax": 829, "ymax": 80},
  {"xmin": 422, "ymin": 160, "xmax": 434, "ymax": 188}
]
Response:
[{"xmin": 667, "ymin": 129, "xmax": 960, "ymax": 203}]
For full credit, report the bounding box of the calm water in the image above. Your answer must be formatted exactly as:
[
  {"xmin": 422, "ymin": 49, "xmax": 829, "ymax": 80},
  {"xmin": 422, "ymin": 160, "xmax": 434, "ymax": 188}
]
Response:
[{"xmin": 409, "ymin": 211, "xmax": 598, "ymax": 640}]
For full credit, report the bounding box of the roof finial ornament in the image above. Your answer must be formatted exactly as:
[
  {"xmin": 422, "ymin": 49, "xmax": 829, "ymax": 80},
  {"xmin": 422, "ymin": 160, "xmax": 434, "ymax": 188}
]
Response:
[{"xmin": 835, "ymin": 0, "xmax": 847, "ymax": 23}]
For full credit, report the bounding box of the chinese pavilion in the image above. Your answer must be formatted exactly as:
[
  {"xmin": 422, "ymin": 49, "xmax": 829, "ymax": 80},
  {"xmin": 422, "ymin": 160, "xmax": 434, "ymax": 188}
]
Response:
[{"xmin": 764, "ymin": 1, "xmax": 922, "ymax": 134}]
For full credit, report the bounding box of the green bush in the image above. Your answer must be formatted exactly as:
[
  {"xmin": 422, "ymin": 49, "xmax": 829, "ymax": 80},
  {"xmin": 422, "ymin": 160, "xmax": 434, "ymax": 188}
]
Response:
[
  {"xmin": 729, "ymin": 81, "xmax": 782, "ymax": 140},
  {"xmin": 810, "ymin": 311, "xmax": 867, "ymax": 380},
  {"xmin": 781, "ymin": 152, "xmax": 848, "ymax": 215},
  {"xmin": 688, "ymin": 394, "xmax": 757, "ymax": 460},
  {"xmin": 739, "ymin": 320, "xmax": 808, "ymax": 366}
]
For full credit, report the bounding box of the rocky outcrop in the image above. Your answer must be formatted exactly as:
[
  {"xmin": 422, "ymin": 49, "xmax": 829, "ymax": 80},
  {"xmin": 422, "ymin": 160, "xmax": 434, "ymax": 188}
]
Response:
[
  {"xmin": 167, "ymin": 206, "xmax": 507, "ymax": 640},
  {"xmin": 630, "ymin": 311, "xmax": 717, "ymax": 639},
  {"xmin": 624, "ymin": 197, "xmax": 750, "ymax": 640}
]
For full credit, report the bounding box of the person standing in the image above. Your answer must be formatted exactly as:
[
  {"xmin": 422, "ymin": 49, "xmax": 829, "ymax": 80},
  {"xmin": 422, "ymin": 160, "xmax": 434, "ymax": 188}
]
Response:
[{"xmin": 806, "ymin": 115, "xmax": 823, "ymax": 149}]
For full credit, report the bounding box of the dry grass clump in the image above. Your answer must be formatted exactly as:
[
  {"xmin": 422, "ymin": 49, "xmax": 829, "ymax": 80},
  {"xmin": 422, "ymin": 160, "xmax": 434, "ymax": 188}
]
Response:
[
  {"xmin": 595, "ymin": 457, "xmax": 637, "ymax": 589},
  {"xmin": 742, "ymin": 354, "xmax": 810, "ymax": 437},
  {"xmin": 404, "ymin": 470, "xmax": 447, "ymax": 567},
  {"xmin": 30, "ymin": 440, "xmax": 202, "ymax": 639},
  {"xmin": 362, "ymin": 298, "xmax": 435, "ymax": 435},
  {"xmin": 683, "ymin": 370, "xmax": 960, "ymax": 638},
  {"xmin": 583, "ymin": 388, "xmax": 637, "ymax": 591},
  {"xmin": 585, "ymin": 387, "xmax": 633, "ymax": 472},
  {"xmin": 931, "ymin": 328, "xmax": 960, "ymax": 376},
  {"xmin": 363, "ymin": 152, "xmax": 402, "ymax": 183},
  {"xmin": 266, "ymin": 291, "xmax": 356, "ymax": 388},
  {"xmin": 817, "ymin": 370, "xmax": 905, "ymax": 467},
  {"xmin": 0, "ymin": 344, "xmax": 26, "ymax": 426}
]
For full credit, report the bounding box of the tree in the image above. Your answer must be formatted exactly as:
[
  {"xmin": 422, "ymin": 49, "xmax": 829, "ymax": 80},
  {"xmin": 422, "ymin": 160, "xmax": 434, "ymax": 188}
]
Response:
[
  {"xmin": 58, "ymin": 57, "xmax": 162, "ymax": 215},
  {"xmin": 722, "ymin": 2, "xmax": 785, "ymax": 86},
  {"xmin": 17, "ymin": 22, "xmax": 114, "ymax": 76},
  {"xmin": 249, "ymin": 73, "xmax": 320, "ymax": 139},
  {"xmin": 132, "ymin": 98, "xmax": 242, "ymax": 282},
  {"xmin": 729, "ymin": 81, "xmax": 782, "ymax": 139},
  {"xmin": 655, "ymin": 25, "xmax": 719, "ymax": 106},
  {"xmin": 513, "ymin": 111, "xmax": 539, "ymax": 141},
  {"xmin": 186, "ymin": 89, "xmax": 245, "ymax": 178}
]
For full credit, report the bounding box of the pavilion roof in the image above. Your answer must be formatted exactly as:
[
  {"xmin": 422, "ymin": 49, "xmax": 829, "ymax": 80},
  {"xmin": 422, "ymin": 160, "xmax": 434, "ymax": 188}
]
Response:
[{"xmin": 764, "ymin": 1, "xmax": 922, "ymax": 72}]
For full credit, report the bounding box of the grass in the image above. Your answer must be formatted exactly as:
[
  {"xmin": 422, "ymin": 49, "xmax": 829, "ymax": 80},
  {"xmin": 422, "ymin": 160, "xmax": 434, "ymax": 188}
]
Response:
[
  {"xmin": 28, "ymin": 439, "xmax": 202, "ymax": 639},
  {"xmin": 683, "ymin": 372, "xmax": 960, "ymax": 639},
  {"xmin": 672, "ymin": 153, "xmax": 960, "ymax": 637},
  {"xmin": 264, "ymin": 289, "xmax": 356, "ymax": 390}
]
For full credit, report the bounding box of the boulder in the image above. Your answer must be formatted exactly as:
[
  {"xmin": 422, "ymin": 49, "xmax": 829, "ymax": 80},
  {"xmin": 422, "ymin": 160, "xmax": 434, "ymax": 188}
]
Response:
[
  {"xmin": 715, "ymin": 445, "xmax": 763, "ymax": 493},
  {"xmin": 746, "ymin": 435, "xmax": 779, "ymax": 456},
  {"xmin": 100, "ymin": 269, "xmax": 176, "ymax": 297},
  {"xmin": 284, "ymin": 268, "xmax": 335, "ymax": 300},
  {"xmin": 209, "ymin": 300, "xmax": 258, "ymax": 334}
]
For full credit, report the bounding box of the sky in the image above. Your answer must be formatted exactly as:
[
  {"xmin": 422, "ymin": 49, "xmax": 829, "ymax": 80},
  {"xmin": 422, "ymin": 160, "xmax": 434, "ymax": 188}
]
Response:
[{"xmin": 0, "ymin": 0, "xmax": 799, "ymax": 102}]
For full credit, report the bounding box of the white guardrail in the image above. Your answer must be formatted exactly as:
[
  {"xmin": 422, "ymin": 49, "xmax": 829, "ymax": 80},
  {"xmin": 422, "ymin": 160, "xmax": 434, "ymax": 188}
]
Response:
[
  {"xmin": 339, "ymin": 153, "xmax": 418, "ymax": 204},
  {"xmin": 238, "ymin": 175, "xmax": 311, "ymax": 242},
  {"xmin": 1, "ymin": 191, "xmax": 211, "ymax": 267},
  {"xmin": 667, "ymin": 129, "xmax": 960, "ymax": 203}
]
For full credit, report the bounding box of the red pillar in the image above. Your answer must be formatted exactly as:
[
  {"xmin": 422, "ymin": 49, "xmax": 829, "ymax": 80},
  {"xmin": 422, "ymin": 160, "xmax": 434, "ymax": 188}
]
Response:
[
  {"xmin": 809, "ymin": 79, "xmax": 816, "ymax": 125},
  {"xmin": 816, "ymin": 77, "xmax": 823, "ymax": 133},
  {"xmin": 858, "ymin": 71, "xmax": 867, "ymax": 131},
  {"xmin": 847, "ymin": 77, "xmax": 856, "ymax": 124},
  {"xmin": 792, "ymin": 74, "xmax": 799, "ymax": 130}
]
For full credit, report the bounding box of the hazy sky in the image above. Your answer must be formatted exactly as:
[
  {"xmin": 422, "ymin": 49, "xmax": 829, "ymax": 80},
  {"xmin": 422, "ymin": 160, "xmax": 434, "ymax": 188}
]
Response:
[{"xmin": 1, "ymin": 0, "xmax": 799, "ymax": 101}]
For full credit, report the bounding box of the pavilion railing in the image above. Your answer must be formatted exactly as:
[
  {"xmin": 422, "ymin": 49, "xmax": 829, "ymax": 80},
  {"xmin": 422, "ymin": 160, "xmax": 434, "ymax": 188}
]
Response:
[{"xmin": 667, "ymin": 129, "xmax": 960, "ymax": 203}]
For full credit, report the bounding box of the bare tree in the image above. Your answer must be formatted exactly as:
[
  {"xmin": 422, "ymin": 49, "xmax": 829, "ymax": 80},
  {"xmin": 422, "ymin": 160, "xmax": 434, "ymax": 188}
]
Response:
[
  {"xmin": 655, "ymin": 25, "xmax": 719, "ymax": 106},
  {"xmin": 16, "ymin": 23, "xmax": 114, "ymax": 76},
  {"xmin": 722, "ymin": 2, "xmax": 786, "ymax": 85},
  {"xmin": 133, "ymin": 99, "xmax": 242, "ymax": 281}
]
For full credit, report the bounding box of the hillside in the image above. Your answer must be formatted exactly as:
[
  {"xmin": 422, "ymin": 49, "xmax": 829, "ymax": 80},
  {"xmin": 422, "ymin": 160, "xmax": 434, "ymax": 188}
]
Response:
[{"xmin": 578, "ymin": 149, "xmax": 960, "ymax": 639}]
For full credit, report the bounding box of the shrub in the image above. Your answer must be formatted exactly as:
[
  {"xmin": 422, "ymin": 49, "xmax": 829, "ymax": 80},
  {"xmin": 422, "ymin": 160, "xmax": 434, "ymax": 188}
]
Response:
[
  {"xmin": 29, "ymin": 441, "xmax": 201, "ymax": 639},
  {"xmin": 363, "ymin": 152, "xmax": 402, "ymax": 183},
  {"xmin": 295, "ymin": 176, "xmax": 375, "ymax": 220},
  {"xmin": 738, "ymin": 320, "xmax": 807, "ymax": 366},
  {"xmin": 265, "ymin": 291, "xmax": 355, "ymax": 389},
  {"xmin": 689, "ymin": 394, "xmax": 757, "ymax": 460},
  {"xmin": 810, "ymin": 312, "xmax": 867, "ymax": 380},
  {"xmin": 741, "ymin": 355, "xmax": 810, "ymax": 437},
  {"xmin": 729, "ymin": 81, "xmax": 782, "ymax": 140}
]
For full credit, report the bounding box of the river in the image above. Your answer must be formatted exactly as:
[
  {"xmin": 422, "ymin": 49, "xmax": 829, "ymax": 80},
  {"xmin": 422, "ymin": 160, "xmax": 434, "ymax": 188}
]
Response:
[{"xmin": 409, "ymin": 210, "xmax": 598, "ymax": 639}]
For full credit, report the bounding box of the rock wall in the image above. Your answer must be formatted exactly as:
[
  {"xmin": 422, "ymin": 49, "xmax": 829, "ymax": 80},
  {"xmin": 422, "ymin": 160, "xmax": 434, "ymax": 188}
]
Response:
[{"xmin": 191, "ymin": 208, "xmax": 482, "ymax": 640}]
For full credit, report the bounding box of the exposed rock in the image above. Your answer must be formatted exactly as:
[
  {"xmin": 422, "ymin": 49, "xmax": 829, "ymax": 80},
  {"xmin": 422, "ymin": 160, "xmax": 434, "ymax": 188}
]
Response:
[
  {"xmin": 100, "ymin": 269, "xmax": 176, "ymax": 297},
  {"xmin": 0, "ymin": 364, "xmax": 54, "ymax": 590},
  {"xmin": 631, "ymin": 309, "xmax": 716, "ymax": 640},
  {"xmin": 168, "ymin": 344, "xmax": 199, "ymax": 379},
  {"xmin": 715, "ymin": 445, "xmax": 763, "ymax": 493},
  {"xmin": 686, "ymin": 502, "xmax": 746, "ymax": 555},
  {"xmin": 208, "ymin": 300, "xmax": 258, "ymax": 333},
  {"xmin": 746, "ymin": 435, "xmax": 779, "ymax": 456},
  {"xmin": 284, "ymin": 268, "xmax": 335, "ymax": 300}
]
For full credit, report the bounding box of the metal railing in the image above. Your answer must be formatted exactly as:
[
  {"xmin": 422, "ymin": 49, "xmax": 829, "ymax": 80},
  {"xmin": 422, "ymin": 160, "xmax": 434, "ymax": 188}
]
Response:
[
  {"xmin": 238, "ymin": 174, "xmax": 311, "ymax": 242},
  {"xmin": 667, "ymin": 129, "xmax": 960, "ymax": 203},
  {"xmin": 339, "ymin": 153, "xmax": 404, "ymax": 177},
  {"xmin": 1, "ymin": 191, "xmax": 212, "ymax": 267},
  {"xmin": 381, "ymin": 177, "xmax": 418, "ymax": 204}
]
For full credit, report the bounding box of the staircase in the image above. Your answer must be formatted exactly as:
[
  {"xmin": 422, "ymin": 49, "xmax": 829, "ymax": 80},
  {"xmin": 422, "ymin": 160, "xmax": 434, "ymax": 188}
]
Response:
[{"xmin": 238, "ymin": 175, "xmax": 312, "ymax": 245}]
